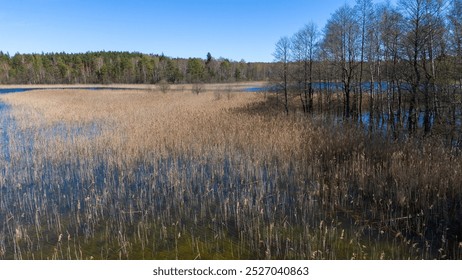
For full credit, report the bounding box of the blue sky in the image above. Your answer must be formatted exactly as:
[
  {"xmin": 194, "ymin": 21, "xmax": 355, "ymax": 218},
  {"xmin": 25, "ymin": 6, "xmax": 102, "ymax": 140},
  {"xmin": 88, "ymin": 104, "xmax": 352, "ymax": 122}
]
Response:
[{"xmin": 0, "ymin": 0, "xmax": 395, "ymax": 62}]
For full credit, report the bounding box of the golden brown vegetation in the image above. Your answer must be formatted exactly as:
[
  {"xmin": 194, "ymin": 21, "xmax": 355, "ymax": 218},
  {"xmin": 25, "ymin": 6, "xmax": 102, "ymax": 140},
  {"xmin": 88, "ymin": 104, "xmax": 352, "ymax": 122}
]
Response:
[{"xmin": 0, "ymin": 84, "xmax": 461, "ymax": 259}]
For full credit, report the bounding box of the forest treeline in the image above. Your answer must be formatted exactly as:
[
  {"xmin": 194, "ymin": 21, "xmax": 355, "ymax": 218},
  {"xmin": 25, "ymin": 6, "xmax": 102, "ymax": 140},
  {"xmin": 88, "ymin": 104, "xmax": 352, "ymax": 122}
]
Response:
[
  {"xmin": 0, "ymin": 51, "xmax": 272, "ymax": 84},
  {"xmin": 272, "ymin": 0, "xmax": 462, "ymax": 138}
]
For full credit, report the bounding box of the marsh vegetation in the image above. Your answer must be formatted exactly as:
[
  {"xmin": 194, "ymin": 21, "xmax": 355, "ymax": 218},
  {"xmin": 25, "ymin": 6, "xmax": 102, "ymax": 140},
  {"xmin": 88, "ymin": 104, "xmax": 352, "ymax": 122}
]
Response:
[{"xmin": 0, "ymin": 84, "xmax": 460, "ymax": 260}]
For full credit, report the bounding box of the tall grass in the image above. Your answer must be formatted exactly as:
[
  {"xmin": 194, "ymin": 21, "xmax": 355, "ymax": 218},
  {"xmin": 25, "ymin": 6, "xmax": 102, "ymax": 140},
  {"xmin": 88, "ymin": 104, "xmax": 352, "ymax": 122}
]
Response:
[{"xmin": 0, "ymin": 85, "xmax": 460, "ymax": 259}]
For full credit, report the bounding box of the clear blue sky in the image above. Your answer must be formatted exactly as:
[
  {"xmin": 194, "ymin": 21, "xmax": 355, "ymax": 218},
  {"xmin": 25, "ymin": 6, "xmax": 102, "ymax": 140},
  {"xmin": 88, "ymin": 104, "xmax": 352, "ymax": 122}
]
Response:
[{"xmin": 0, "ymin": 0, "xmax": 395, "ymax": 62}]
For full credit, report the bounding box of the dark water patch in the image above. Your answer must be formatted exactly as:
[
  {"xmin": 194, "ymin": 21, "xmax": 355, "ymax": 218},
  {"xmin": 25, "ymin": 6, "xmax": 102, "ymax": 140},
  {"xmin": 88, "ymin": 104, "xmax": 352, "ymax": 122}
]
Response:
[
  {"xmin": 250, "ymin": 81, "xmax": 413, "ymax": 94},
  {"xmin": 243, "ymin": 86, "xmax": 272, "ymax": 92},
  {"xmin": 326, "ymin": 108, "xmax": 462, "ymax": 148},
  {"xmin": 0, "ymin": 87, "xmax": 141, "ymax": 95},
  {"xmin": 0, "ymin": 88, "xmax": 38, "ymax": 94}
]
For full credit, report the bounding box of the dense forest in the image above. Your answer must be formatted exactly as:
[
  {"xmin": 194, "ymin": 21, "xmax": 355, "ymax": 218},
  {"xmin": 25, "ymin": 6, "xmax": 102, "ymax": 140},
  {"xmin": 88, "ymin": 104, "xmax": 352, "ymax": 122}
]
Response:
[
  {"xmin": 0, "ymin": 51, "xmax": 272, "ymax": 84},
  {"xmin": 272, "ymin": 0, "xmax": 462, "ymax": 139}
]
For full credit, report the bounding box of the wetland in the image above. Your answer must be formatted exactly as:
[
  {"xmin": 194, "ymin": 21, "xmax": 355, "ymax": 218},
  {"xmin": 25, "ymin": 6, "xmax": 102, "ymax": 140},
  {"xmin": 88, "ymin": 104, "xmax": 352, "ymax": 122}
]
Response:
[{"xmin": 0, "ymin": 84, "xmax": 461, "ymax": 259}]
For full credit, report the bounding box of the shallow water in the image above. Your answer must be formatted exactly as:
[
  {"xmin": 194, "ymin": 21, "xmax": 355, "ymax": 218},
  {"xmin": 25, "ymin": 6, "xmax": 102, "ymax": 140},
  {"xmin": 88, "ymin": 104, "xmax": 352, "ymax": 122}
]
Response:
[
  {"xmin": 0, "ymin": 87, "xmax": 141, "ymax": 95},
  {"xmin": 0, "ymin": 88, "xmax": 36, "ymax": 94}
]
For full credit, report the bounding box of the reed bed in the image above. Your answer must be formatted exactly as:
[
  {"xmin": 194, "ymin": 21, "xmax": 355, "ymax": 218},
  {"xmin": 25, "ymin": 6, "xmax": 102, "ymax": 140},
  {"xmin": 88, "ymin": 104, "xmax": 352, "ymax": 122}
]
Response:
[{"xmin": 0, "ymin": 85, "xmax": 460, "ymax": 259}]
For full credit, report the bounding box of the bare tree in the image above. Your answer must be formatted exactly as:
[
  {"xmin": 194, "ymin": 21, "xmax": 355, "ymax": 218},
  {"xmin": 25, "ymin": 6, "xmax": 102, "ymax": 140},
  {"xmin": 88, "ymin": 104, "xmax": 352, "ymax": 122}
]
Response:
[
  {"xmin": 158, "ymin": 79, "xmax": 170, "ymax": 93},
  {"xmin": 373, "ymin": 2, "xmax": 408, "ymax": 139},
  {"xmin": 322, "ymin": 4, "xmax": 360, "ymax": 118},
  {"xmin": 192, "ymin": 83, "xmax": 203, "ymax": 95},
  {"xmin": 378, "ymin": 3, "xmax": 404, "ymax": 119},
  {"xmin": 398, "ymin": 0, "xmax": 448, "ymax": 134},
  {"xmin": 292, "ymin": 22, "xmax": 319, "ymax": 114},
  {"xmin": 355, "ymin": 0, "xmax": 374, "ymax": 119},
  {"xmin": 399, "ymin": 0, "xmax": 427, "ymax": 133},
  {"xmin": 449, "ymin": 0, "xmax": 462, "ymax": 88},
  {"xmin": 273, "ymin": 36, "xmax": 292, "ymax": 115}
]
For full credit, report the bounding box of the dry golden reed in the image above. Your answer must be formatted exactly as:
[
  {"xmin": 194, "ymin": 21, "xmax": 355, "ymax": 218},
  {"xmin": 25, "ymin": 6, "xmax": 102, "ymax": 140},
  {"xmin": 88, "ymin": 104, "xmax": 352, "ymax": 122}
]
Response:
[{"xmin": 0, "ymin": 84, "xmax": 461, "ymax": 260}]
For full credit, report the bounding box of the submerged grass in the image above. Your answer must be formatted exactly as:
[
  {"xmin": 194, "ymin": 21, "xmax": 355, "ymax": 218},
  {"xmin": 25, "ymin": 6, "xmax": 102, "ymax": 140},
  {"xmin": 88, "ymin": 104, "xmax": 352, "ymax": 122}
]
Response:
[{"xmin": 0, "ymin": 84, "xmax": 461, "ymax": 259}]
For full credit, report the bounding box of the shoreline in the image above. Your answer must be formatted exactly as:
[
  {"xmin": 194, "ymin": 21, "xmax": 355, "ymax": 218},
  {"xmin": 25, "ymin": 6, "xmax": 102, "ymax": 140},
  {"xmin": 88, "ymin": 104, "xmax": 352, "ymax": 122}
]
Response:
[{"xmin": 0, "ymin": 81, "xmax": 268, "ymax": 90}]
